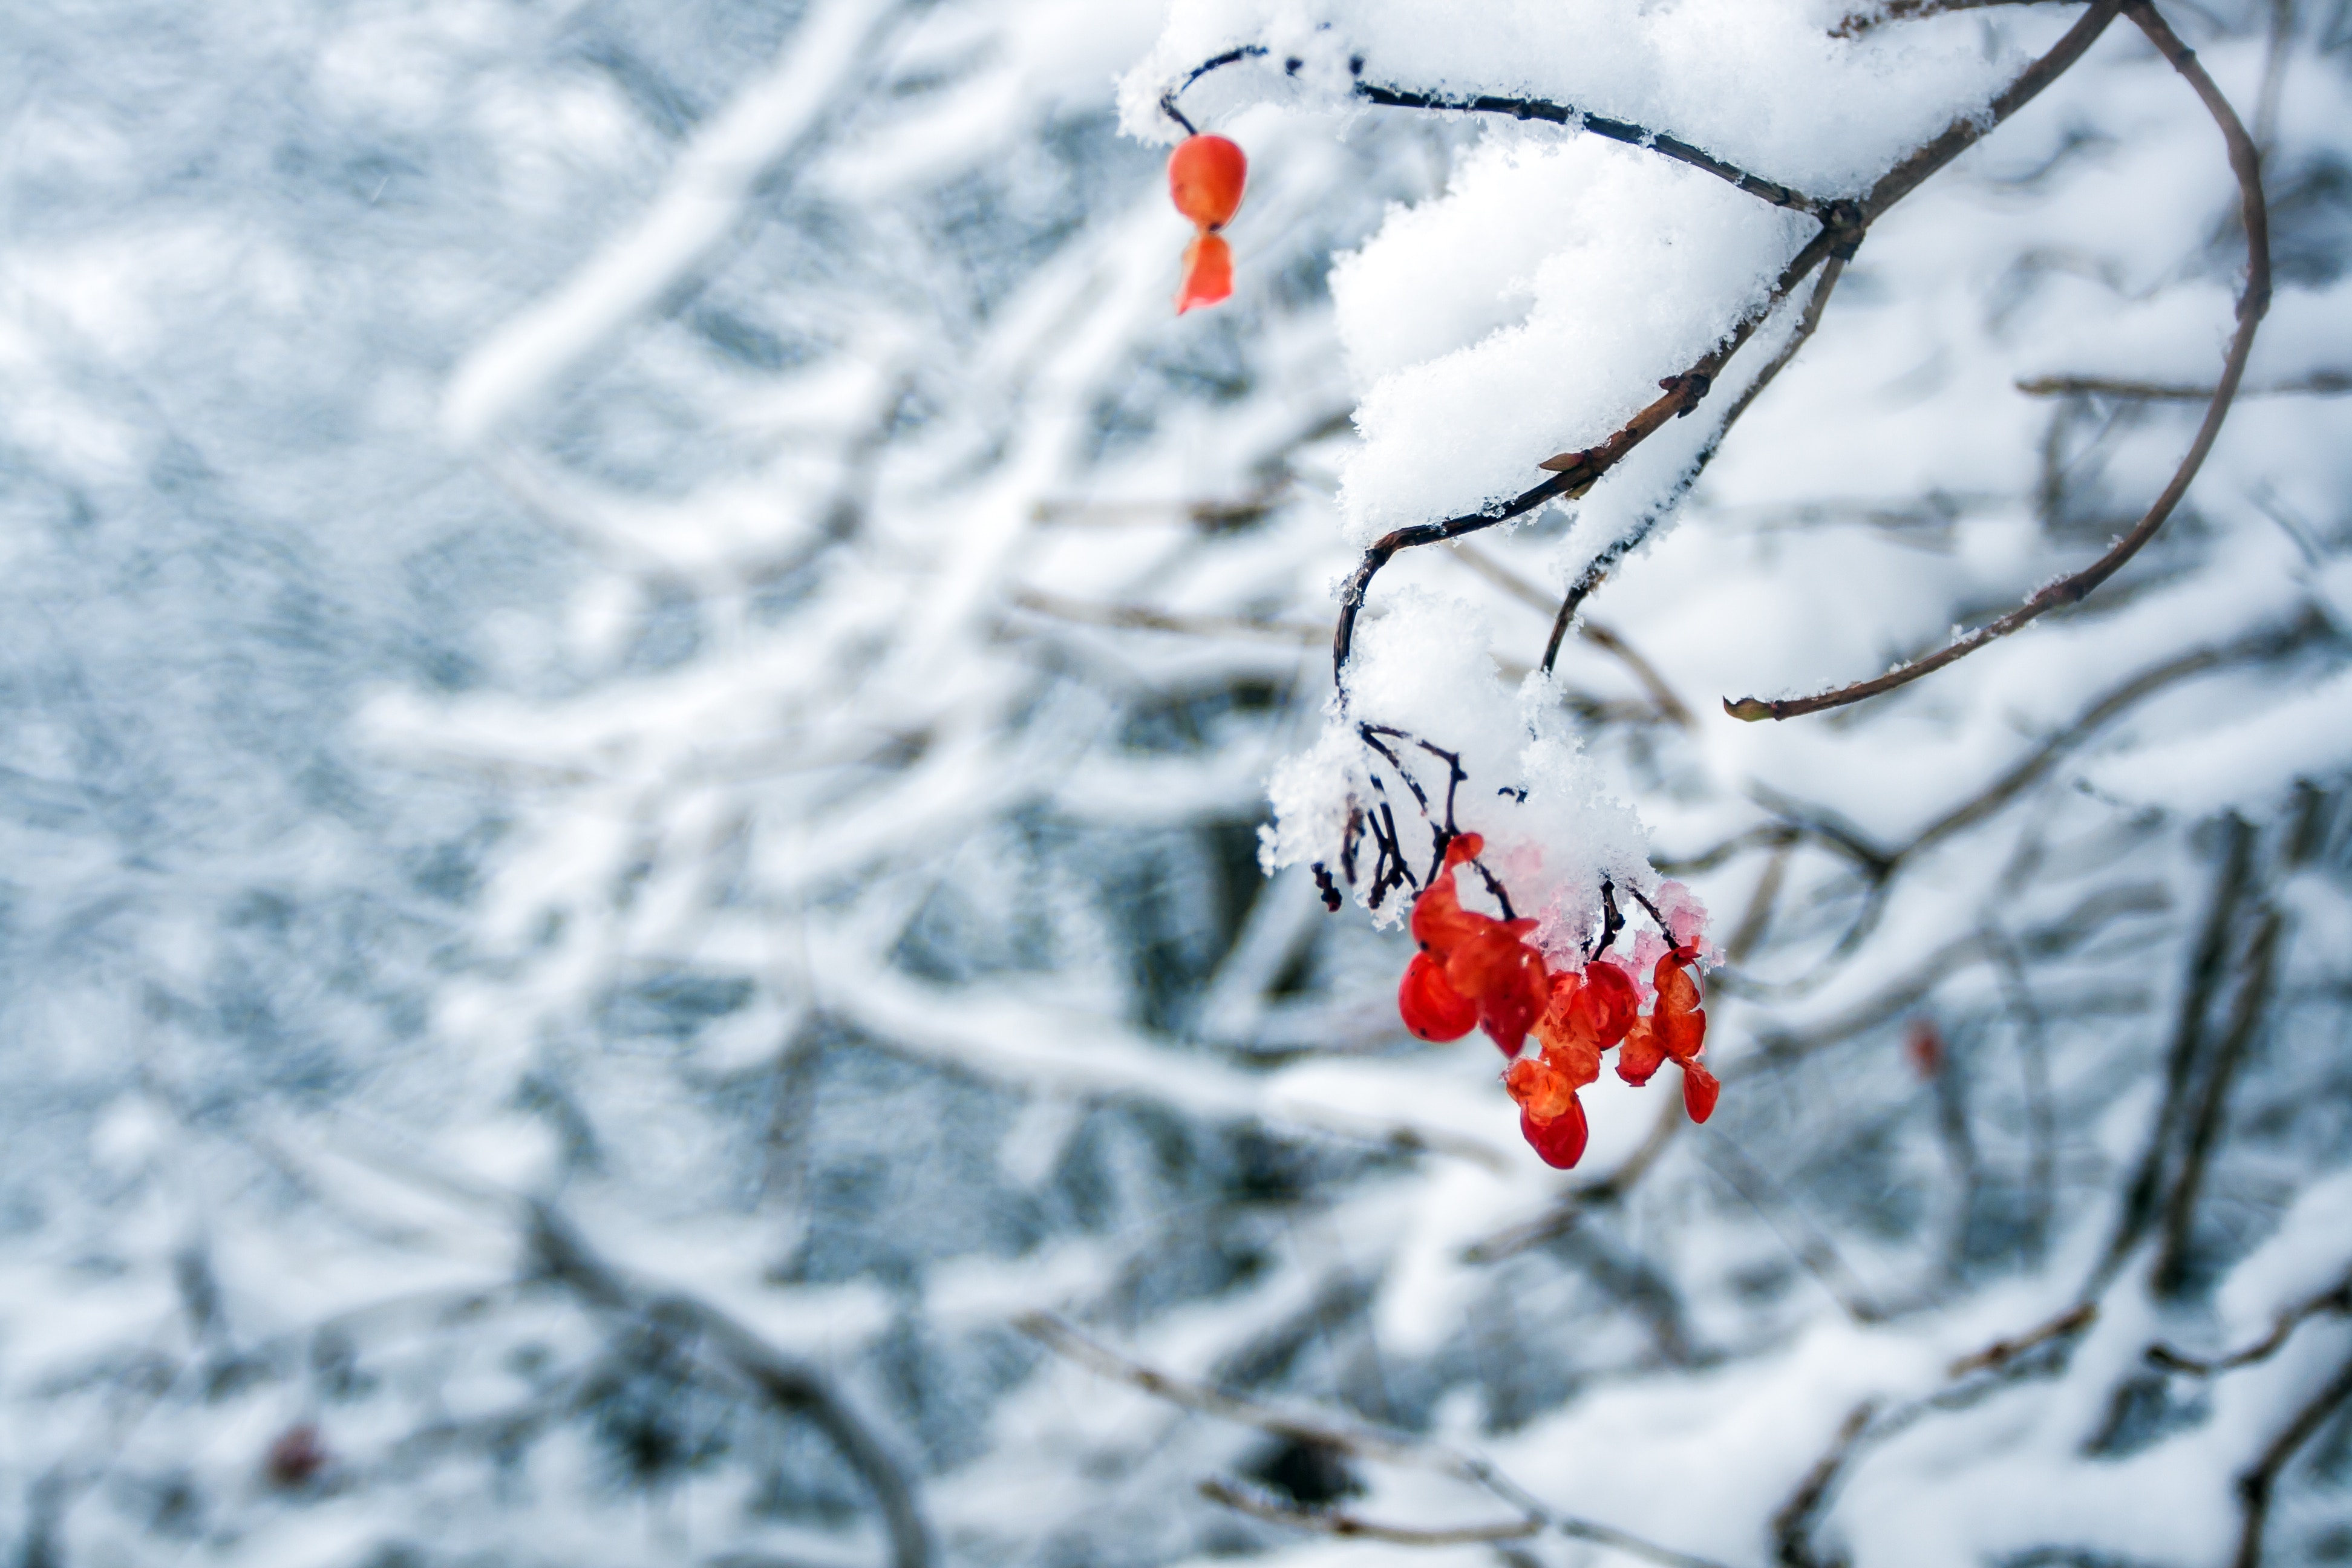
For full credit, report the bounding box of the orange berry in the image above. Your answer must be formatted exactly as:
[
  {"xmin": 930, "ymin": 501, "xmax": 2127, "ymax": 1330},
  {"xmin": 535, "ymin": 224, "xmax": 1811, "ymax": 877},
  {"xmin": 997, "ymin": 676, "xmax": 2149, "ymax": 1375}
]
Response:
[{"xmin": 1168, "ymin": 134, "xmax": 1246, "ymax": 230}]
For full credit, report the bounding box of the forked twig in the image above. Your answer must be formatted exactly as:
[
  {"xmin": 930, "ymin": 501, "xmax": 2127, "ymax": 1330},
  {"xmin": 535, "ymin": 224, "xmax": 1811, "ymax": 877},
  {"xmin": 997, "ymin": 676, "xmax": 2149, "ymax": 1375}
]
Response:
[
  {"xmin": 1023, "ymin": 1313, "xmax": 1736, "ymax": 1568},
  {"xmin": 1725, "ymin": 0, "xmax": 2265, "ymax": 722},
  {"xmin": 2232, "ymin": 1350, "xmax": 2352, "ymax": 1568},
  {"xmin": 1330, "ymin": 1, "xmax": 2118, "ymax": 695}
]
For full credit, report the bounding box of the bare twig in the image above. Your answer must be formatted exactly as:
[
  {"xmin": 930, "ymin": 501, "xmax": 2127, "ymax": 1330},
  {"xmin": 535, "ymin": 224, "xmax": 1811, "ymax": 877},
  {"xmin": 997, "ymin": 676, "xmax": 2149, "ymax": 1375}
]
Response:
[
  {"xmin": 1986, "ymin": 929, "xmax": 2057, "ymax": 1260},
  {"xmin": 1161, "ymin": 44, "xmax": 1821, "ymax": 213},
  {"xmin": 2016, "ymin": 370, "xmax": 2348, "ymax": 399},
  {"xmin": 1773, "ymin": 1401, "xmax": 1877, "ymax": 1568},
  {"xmin": 1353, "ymin": 82, "xmax": 1823, "ymax": 214},
  {"xmin": 1835, "ymin": 0, "xmax": 2083, "ymax": 38},
  {"xmin": 1201, "ymin": 1478, "xmax": 1541, "ymax": 1546},
  {"xmin": 1460, "ymin": 1093, "xmax": 1688, "ymax": 1264},
  {"xmin": 1336, "ymin": 2, "xmax": 2115, "ymax": 694},
  {"xmin": 1008, "ymin": 586, "xmax": 1324, "ymax": 644},
  {"xmin": 1028, "ymin": 1315, "xmax": 1736, "ymax": 1568},
  {"xmin": 1702, "ymin": 1138, "xmax": 1884, "ymax": 1324},
  {"xmin": 1726, "ymin": 0, "xmax": 2264, "ymax": 722},
  {"xmin": 1017, "ymin": 1312, "xmax": 1456, "ymax": 1476},
  {"xmin": 1450, "ymin": 542, "xmax": 1696, "ymax": 726},
  {"xmin": 1947, "ymin": 1301, "xmax": 2099, "ymax": 1377},
  {"xmin": 2148, "ymin": 1271, "xmax": 2352, "ymax": 1375},
  {"xmin": 528, "ymin": 1204, "xmax": 931, "ymax": 1568},
  {"xmin": 2232, "ymin": 1349, "xmax": 2352, "ymax": 1568},
  {"xmin": 2153, "ymin": 903, "xmax": 2287, "ymax": 1297},
  {"xmin": 2098, "ymin": 813, "xmax": 2256, "ymax": 1285},
  {"xmin": 1541, "ymin": 256, "xmax": 1851, "ymax": 678}
]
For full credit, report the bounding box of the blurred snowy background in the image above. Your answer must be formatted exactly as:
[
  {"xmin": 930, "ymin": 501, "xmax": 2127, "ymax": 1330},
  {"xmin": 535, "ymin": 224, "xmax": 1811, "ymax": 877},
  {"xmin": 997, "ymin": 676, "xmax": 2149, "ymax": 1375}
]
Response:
[{"xmin": 1, "ymin": 1, "xmax": 2349, "ymax": 1566}]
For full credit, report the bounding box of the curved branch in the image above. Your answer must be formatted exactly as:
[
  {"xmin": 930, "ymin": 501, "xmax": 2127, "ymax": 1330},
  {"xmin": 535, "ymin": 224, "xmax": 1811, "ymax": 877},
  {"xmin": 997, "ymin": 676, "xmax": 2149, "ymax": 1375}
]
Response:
[
  {"xmin": 2233, "ymin": 1350, "xmax": 2352, "ymax": 1568},
  {"xmin": 1725, "ymin": 0, "xmax": 2263, "ymax": 722},
  {"xmin": 1159, "ymin": 45, "xmax": 1823, "ymax": 212},
  {"xmin": 2148, "ymin": 1270, "xmax": 2352, "ymax": 1376},
  {"xmin": 1333, "ymin": 1, "xmax": 2118, "ymax": 694},
  {"xmin": 1540, "ymin": 255, "xmax": 1850, "ymax": 677},
  {"xmin": 1353, "ymin": 82, "xmax": 1822, "ymax": 212},
  {"xmin": 528, "ymin": 1204, "xmax": 932, "ymax": 1568}
]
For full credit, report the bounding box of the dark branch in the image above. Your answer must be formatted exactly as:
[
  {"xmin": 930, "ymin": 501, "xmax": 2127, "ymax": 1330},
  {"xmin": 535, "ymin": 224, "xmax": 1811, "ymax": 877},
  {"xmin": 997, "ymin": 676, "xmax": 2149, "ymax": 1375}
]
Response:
[
  {"xmin": 2153, "ymin": 903, "xmax": 2286, "ymax": 1297},
  {"xmin": 1160, "ymin": 44, "xmax": 1822, "ymax": 213},
  {"xmin": 2148, "ymin": 1271, "xmax": 2352, "ymax": 1376},
  {"xmin": 2233, "ymin": 1350, "xmax": 2352, "ymax": 1568},
  {"xmin": 1772, "ymin": 1401, "xmax": 1877, "ymax": 1568},
  {"xmin": 2098, "ymin": 813, "xmax": 2256, "ymax": 1285},
  {"xmin": 2017, "ymin": 370, "xmax": 2350, "ymax": 399},
  {"xmin": 1201, "ymin": 1478, "xmax": 1542, "ymax": 1546},
  {"xmin": 528, "ymin": 1204, "xmax": 931, "ymax": 1568},
  {"xmin": 1538, "ymin": 256, "xmax": 1848, "ymax": 679},
  {"xmin": 1342, "ymin": 3, "xmax": 2115, "ymax": 694},
  {"xmin": 1835, "ymin": 0, "xmax": 2088, "ymax": 39},
  {"xmin": 1353, "ymin": 83, "xmax": 1822, "ymax": 214},
  {"xmin": 1726, "ymin": 0, "xmax": 2262, "ymax": 722}
]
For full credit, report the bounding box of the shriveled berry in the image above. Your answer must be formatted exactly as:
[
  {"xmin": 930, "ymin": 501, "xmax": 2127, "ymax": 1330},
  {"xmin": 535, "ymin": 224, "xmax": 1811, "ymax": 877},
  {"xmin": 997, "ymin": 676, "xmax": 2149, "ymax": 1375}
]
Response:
[{"xmin": 1176, "ymin": 232, "xmax": 1233, "ymax": 314}]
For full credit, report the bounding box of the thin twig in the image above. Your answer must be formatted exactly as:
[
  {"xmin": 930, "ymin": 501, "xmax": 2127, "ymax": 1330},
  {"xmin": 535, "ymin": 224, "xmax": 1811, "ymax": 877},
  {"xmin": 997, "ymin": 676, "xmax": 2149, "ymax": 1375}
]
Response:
[
  {"xmin": 1008, "ymin": 587, "xmax": 1324, "ymax": 644},
  {"xmin": 2232, "ymin": 1349, "xmax": 2352, "ymax": 1568},
  {"xmin": 1986, "ymin": 929, "xmax": 2057, "ymax": 1261},
  {"xmin": 1541, "ymin": 255, "xmax": 1851, "ymax": 678},
  {"xmin": 1834, "ymin": 0, "xmax": 2083, "ymax": 38},
  {"xmin": 1460, "ymin": 1093, "xmax": 1688, "ymax": 1264},
  {"xmin": 2149, "ymin": 1271, "xmax": 2352, "ymax": 1375},
  {"xmin": 529, "ymin": 1204, "xmax": 931, "ymax": 1568},
  {"xmin": 2153, "ymin": 903, "xmax": 2287, "ymax": 1297},
  {"xmin": 2098, "ymin": 812, "xmax": 2256, "ymax": 1286},
  {"xmin": 1027, "ymin": 1315, "xmax": 1736, "ymax": 1568},
  {"xmin": 1702, "ymin": 1139, "xmax": 1883, "ymax": 1324},
  {"xmin": 1161, "ymin": 44, "xmax": 1822, "ymax": 213},
  {"xmin": 1016, "ymin": 1312, "xmax": 1459, "ymax": 1476},
  {"xmin": 2016, "ymin": 370, "xmax": 2348, "ymax": 399},
  {"xmin": 1772, "ymin": 1401, "xmax": 1877, "ymax": 1568},
  {"xmin": 1449, "ymin": 542, "xmax": 1696, "ymax": 726},
  {"xmin": 1726, "ymin": 0, "xmax": 2262, "ymax": 722},
  {"xmin": 1947, "ymin": 1301, "xmax": 2099, "ymax": 1377},
  {"xmin": 1353, "ymin": 82, "xmax": 1823, "ymax": 214},
  {"xmin": 1201, "ymin": 1479, "xmax": 1541, "ymax": 1546}
]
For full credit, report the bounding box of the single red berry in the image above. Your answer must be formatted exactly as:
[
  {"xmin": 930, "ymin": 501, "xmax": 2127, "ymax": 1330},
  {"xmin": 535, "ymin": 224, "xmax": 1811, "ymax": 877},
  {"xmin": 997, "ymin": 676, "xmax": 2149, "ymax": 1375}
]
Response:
[
  {"xmin": 1169, "ymin": 134, "xmax": 1247, "ymax": 230},
  {"xmin": 1520, "ymin": 1097, "xmax": 1590, "ymax": 1170},
  {"xmin": 1574, "ymin": 961, "xmax": 1641, "ymax": 1048},
  {"xmin": 1682, "ymin": 1062, "xmax": 1721, "ymax": 1123},
  {"xmin": 1399, "ymin": 950, "xmax": 1477, "ymax": 1041}
]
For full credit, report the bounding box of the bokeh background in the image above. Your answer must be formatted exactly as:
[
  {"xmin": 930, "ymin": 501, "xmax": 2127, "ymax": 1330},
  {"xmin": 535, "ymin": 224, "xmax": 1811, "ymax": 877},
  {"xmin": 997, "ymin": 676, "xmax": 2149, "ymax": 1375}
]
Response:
[{"xmin": 2, "ymin": 2, "xmax": 2350, "ymax": 1566}]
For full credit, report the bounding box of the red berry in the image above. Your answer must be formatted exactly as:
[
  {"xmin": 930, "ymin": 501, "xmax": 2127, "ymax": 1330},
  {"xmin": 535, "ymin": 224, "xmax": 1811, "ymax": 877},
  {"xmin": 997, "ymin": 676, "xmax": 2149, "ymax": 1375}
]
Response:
[
  {"xmin": 1520, "ymin": 1097, "xmax": 1590, "ymax": 1169},
  {"xmin": 1169, "ymin": 134, "xmax": 1246, "ymax": 230},
  {"xmin": 1682, "ymin": 1062, "xmax": 1721, "ymax": 1123},
  {"xmin": 1399, "ymin": 950, "xmax": 1477, "ymax": 1041}
]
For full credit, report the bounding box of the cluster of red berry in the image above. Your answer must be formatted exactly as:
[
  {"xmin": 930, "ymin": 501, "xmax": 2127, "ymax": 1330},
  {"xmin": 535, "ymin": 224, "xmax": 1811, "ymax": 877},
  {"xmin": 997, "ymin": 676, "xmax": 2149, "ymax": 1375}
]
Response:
[{"xmin": 1399, "ymin": 835, "xmax": 1718, "ymax": 1169}]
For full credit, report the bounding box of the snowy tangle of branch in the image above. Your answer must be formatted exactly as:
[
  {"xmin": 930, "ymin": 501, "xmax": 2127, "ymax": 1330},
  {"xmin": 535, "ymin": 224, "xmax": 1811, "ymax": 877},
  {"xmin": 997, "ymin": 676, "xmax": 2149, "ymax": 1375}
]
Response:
[{"xmin": 1, "ymin": 2, "xmax": 2350, "ymax": 1567}]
